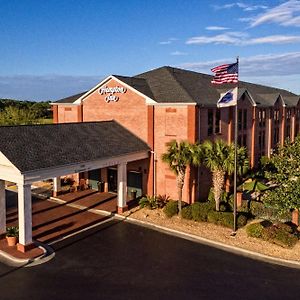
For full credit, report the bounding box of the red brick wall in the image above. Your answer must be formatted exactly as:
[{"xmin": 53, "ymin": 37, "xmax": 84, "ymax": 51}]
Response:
[
  {"xmin": 154, "ymin": 105, "xmax": 196, "ymax": 203},
  {"xmin": 57, "ymin": 105, "xmax": 80, "ymax": 123},
  {"xmin": 82, "ymin": 79, "xmax": 148, "ymax": 143}
]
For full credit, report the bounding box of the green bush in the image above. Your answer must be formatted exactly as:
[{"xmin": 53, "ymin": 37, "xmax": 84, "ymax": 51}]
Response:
[
  {"xmin": 191, "ymin": 202, "xmax": 213, "ymax": 222},
  {"xmin": 246, "ymin": 220, "xmax": 299, "ymax": 248},
  {"xmin": 163, "ymin": 200, "xmax": 178, "ymax": 218},
  {"xmin": 207, "ymin": 211, "xmax": 248, "ymax": 228},
  {"xmin": 246, "ymin": 222, "xmax": 264, "ymax": 238},
  {"xmin": 139, "ymin": 196, "xmax": 158, "ymax": 210},
  {"xmin": 237, "ymin": 214, "xmax": 248, "ymax": 227},
  {"xmin": 250, "ymin": 201, "xmax": 292, "ymax": 222},
  {"xmin": 181, "ymin": 205, "xmax": 193, "ymax": 220},
  {"xmin": 274, "ymin": 230, "xmax": 298, "ymax": 248}
]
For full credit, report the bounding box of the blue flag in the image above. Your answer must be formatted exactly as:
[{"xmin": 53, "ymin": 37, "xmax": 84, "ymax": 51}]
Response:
[{"xmin": 217, "ymin": 87, "xmax": 238, "ymax": 108}]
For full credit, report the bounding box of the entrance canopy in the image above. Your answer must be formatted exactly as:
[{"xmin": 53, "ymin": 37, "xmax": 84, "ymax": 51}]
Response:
[
  {"xmin": 0, "ymin": 120, "xmax": 150, "ymax": 184},
  {"xmin": 0, "ymin": 121, "xmax": 150, "ymax": 251}
]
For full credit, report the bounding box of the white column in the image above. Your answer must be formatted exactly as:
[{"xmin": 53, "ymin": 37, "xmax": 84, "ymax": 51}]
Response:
[
  {"xmin": 53, "ymin": 177, "xmax": 61, "ymax": 196},
  {"xmin": 18, "ymin": 183, "xmax": 32, "ymax": 246},
  {"xmin": 0, "ymin": 180, "xmax": 6, "ymax": 235},
  {"xmin": 117, "ymin": 163, "xmax": 127, "ymax": 210}
]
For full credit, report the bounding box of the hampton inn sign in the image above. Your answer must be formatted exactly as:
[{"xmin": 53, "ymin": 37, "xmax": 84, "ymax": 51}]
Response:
[{"xmin": 99, "ymin": 86, "xmax": 127, "ymax": 103}]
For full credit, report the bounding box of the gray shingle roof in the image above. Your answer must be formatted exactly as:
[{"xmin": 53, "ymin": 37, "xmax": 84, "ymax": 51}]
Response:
[
  {"xmin": 135, "ymin": 66, "xmax": 299, "ymax": 107},
  {"xmin": 51, "ymin": 66, "xmax": 299, "ymax": 107},
  {"xmin": 54, "ymin": 91, "xmax": 88, "ymax": 103},
  {"xmin": 0, "ymin": 121, "xmax": 150, "ymax": 172}
]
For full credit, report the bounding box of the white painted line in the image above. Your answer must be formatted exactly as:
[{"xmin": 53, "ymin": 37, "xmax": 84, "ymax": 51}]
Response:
[{"xmin": 48, "ymin": 217, "xmax": 114, "ymax": 246}]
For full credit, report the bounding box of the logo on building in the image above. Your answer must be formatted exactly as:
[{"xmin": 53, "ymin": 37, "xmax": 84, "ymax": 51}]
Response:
[{"xmin": 99, "ymin": 86, "xmax": 127, "ymax": 103}]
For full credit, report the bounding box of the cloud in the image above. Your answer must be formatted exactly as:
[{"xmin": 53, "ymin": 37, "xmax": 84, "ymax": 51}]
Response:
[
  {"xmin": 205, "ymin": 26, "xmax": 230, "ymax": 31},
  {"xmin": 186, "ymin": 32, "xmax": 300, "ymax": 45},
  {"xmin": 249, "ymin": 0, "xmax": 300, "ymax": 27},
  {"xmin": 0, "ymin": 74, "xmax": 103, "ymax": 101},
  {"xmin": 213, "ymin": 2, "xmax": 268, "ymax": 11},
  {"xmin": 186, "ymin": 32, "xmax": 248, "ymax": 45},
  {"xmin": 178, "ymin": 51, "xmax": 300, "ymax": 77},
  {"xmin": 170, "ymin": 51, "xmax": 188, "ymax": 56},
  {"xmin": 159, "ymin": 37, "xmax": 178, "ymax": 45}
]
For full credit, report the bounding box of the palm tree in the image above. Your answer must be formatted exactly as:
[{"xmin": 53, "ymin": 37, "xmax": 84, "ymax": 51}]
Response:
[
  {"xmin": 198, "ymin": 139, "xmax": 248, "ymax": 211},
  {"xmin": 162, "ymin": 140, "xmax": 195, "ymax": 213}
]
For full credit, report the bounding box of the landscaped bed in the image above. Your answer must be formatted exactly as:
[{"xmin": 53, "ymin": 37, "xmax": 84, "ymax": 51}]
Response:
[{"xmin": 122, "ymin": 206, "xmax": 300, "ymax": 262}]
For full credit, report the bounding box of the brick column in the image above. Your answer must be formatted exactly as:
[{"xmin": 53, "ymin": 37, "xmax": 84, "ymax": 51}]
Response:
[
  {"xmin": 53, "ymin": 177, "xmax": 61, "ymax": 197},
  {"xmin": 17, "ymin": 183, "xmax": 33, "ymax": 252},
  {"xmin": 117, "ymin": 163, "xmax": 128, "ymax": 213},
  {"xmin": 267, "ymin": 109, "xmax": 272, "ymax": 158},
  {"xmin": 291, "ymin": 109, "xmax": 296, "ymax": 142},
  {"xmin": 250, "ymin": 107, "xmax": 256, "ymax": 168},
  {"xmin": 0, "ymin": 180, "xmax": 6, "ymax": 237}
]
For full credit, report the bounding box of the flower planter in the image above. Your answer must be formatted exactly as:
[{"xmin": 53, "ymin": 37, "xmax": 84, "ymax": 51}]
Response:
[{"xmin": 6, "ymin": 236, "xmax": 17, "ymax": 247}]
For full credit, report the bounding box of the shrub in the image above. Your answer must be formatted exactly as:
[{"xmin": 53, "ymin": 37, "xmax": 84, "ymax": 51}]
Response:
[
  {"xmin": 274, "ymin": 230, "xmax": 298, "ymax": 248},
  {"xmin": 247, "ymin": 220, "xmax": 299, "ymax": 248},
  {"xmin": 139, "ymin": 196, "xmax": 158, "ymax": 210},
  {"xmin": 163, "ymin": 200, "xmax": 178, "ymax": 218},
  {"xmin": 246, "ymin": 223, "xmax": 264, "ymax": 238},
  {"xmin": 207, "ymin": 211, "xmax": 248, "ymax": 228},
  {"xmin": 191, "ymin": 202, "xmax": 213, "ymax": 222},
  {"xmin": 181, "ymin": 205, "xmax": 193, "ymax": 220},
  {"xmin": 250, "ymin": 201, "xmax": 292, "ymax": 222},
  {"xmin": 237, "ymin": 214, "xmax": 248, "ymax": 228},
  {"xmin": 156, "ymin": 194, "xmax": 170, "ymax": 208},
  {"xmin": 219, "ymin": 201, "xmax": 229, "ymax": 212}
]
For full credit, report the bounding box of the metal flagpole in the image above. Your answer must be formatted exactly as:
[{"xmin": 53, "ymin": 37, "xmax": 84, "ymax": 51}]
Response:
[{"xmin": 232, "ymin": 56, "xmax": 239, "ymax": 235}]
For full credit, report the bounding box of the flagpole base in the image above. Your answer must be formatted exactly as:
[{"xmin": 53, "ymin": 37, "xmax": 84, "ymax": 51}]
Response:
[{"xmin": 230, "ymin": 231, "xmax": 237, "ymax": 237}]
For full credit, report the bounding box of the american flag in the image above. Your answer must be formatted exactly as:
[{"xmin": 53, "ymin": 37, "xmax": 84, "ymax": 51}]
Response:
[{"xmin": 211, "ymin": 62, "xmax": 238, "ymax": 84}]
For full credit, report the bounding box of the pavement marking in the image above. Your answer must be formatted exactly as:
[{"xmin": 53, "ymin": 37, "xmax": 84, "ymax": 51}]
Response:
[{"xmin": 48, "ymin": 217, "xmax": 115, "ymax": 246}]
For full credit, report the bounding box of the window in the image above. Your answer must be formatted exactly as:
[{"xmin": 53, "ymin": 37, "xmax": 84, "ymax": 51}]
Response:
[
  {"xmin": 243, "ymin": 109, "xmax": 247, "ymax": 129},
  {"xmin": 238, "ymin": 110, "xmax": 242, "ymax": 130},
  {"xmin": 274, "ymin": 109, "xmax": 280, "ymax": 125},
  {"xmin": 259, "ymin": 109, "xmax": 266, "ymax": 128},
  {"xmin": 208, "ymin": 109, "xmax": 213, "ymax": 135},
  {"xmin": 274, "ymin": 128, "xmax": 280, "ymax": 145},
  {"xmin": 207, "ymin": 109, "xmax": 221, "ymax": 136}
]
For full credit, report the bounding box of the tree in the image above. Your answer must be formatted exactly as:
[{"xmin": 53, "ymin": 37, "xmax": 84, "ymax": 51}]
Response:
[
  {"xmin": 0, "ymin": 106, "xmax": 38, "ymax": 125},
  {"xmin": 263, "ymin": 136, "xmax": 300, "ymax": 213},
  {"xmin": 162, "ymin": 140, "xmax": 195, "ymax": 213},
  {"xmin": 195, "ymin": 139, "xmax": 248, "ymax": 211}
]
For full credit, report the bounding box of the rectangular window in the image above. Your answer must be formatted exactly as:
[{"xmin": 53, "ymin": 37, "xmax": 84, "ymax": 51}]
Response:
[
  {"xmin": 243, "ymin": 109, "xmax": 247, "ymax": 129},
  {"xmin": 208, "ymin": 109, "xmax": 213, "ymax": 136},
  {"xmin": 238, "ymin": 110, "xmax": 242, "ymax": 130},
  {"xmin": 215, "ymin": 109, "xmax": 221, "ymax": 134}
]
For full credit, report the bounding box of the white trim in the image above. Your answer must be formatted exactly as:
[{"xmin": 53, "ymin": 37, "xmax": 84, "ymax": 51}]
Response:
[
  {"xmin": 50, "ymin": 103, "xmax": 80, "ymax": 106},
  {"xmin": 73, "ymin": 75, "xmax": 157, "ymax": 105},
  {"xmin": 148, "ymin": 102, "xmax": 197, "ymax": 106},
  {"xmin": 21, "ymin": 151, "xmax": 149, "ymax": 185},
  {"xmin": 240, "ymin": 90, "xmax": 257, "ymax": 107}
]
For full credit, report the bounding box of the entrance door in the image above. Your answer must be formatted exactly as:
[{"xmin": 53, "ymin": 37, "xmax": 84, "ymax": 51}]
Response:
[
  {"xmin": 88, "ymin": 169, "xmax": 100, "ymax": 190},
  {"xmin": 127, "ymin": 171, "xmax": 142, "ymax": 197},
  {"xmin": 108, "ymin": 168, "xmax": 118, "ymax": 193}
]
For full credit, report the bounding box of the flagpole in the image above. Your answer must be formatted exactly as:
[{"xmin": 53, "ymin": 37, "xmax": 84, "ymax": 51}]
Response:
[{"xmin": 232, "ymin": 56, "xmax": 239, "ymax": 235}]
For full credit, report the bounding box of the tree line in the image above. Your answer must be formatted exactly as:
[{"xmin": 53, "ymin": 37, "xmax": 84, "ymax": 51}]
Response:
[{"xmin": 0, "ymin": 99, "xmax": 52, "ymax": 125}]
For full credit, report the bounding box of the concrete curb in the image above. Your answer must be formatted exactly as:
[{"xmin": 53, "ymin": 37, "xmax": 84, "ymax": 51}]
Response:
[
  {"xmin": 0, "ymin": 242, "xmax": 49, "ymax": 267},
  {"xmin": 114, "ymin": 213, "xmax": 300, "ymax": 270}
]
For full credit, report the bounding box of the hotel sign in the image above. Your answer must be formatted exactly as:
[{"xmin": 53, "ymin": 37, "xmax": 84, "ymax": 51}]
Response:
[{"xmin": 99, "ymin": 86, "xmax": 127, "ymax": 103}]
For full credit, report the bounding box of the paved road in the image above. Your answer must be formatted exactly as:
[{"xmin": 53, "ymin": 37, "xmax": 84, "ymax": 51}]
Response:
[{"xmin": 0, "ymin": 220, "xmax": 300, "ymax": 300}]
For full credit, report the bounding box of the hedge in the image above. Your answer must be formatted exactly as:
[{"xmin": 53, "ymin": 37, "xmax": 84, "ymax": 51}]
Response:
[
  {"xmin": 163, "ymin": 200, "xmax": 179, "ymax": 218},
  {"xmin": 207, "ymin": 211, "xmax": 248, "ymax": 228},
  {"xmin": 246, "ymin": 221, "xmax": 299, "ymax": 248}
]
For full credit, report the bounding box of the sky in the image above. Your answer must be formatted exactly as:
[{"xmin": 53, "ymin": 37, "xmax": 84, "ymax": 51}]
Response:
[{"xmin": 1, "ymin": 0, "xmax": 300, "ymax": 101}]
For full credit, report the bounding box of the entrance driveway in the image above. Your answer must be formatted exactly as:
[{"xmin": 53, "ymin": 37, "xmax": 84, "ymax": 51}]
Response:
[
  {"xmin": 1, "ymin": 220, "xmax": 300, "ymax": 299},
  {"xmin": 6, "ymin": 190, "xmax": 110, "ymax": 243}
]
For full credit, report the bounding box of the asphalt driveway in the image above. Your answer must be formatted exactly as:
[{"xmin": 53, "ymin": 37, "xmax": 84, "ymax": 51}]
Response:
[{"xmin": 0, "ymin": 220, "xmax": 300, "ymax": 300}]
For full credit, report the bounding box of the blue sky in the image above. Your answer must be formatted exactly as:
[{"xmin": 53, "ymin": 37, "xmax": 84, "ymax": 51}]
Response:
[{"xmin": 1, "ymin": 0, "xmax": 300, "ymax": 101}]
